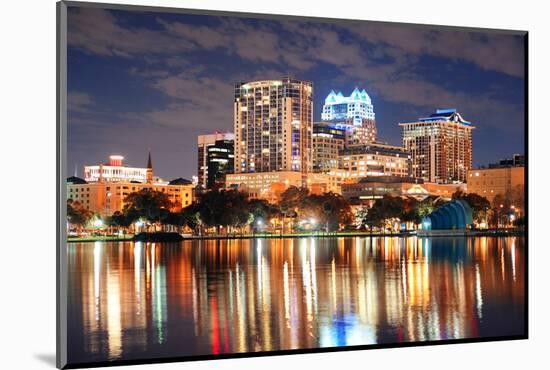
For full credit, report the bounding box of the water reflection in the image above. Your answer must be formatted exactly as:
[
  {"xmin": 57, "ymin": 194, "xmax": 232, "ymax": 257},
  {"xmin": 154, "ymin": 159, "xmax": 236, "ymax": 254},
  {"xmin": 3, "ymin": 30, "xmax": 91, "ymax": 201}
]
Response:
[{"xmin": 67, "ymin": 236, "xmax": 525, "ymax": 364}]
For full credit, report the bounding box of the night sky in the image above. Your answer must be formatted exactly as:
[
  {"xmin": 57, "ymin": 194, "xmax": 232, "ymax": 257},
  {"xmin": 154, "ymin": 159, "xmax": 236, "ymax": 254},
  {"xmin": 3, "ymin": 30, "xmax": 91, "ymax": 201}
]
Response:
[{"xmin": 67, "ymin": 6, "xmax": 526, "ymax": 181}]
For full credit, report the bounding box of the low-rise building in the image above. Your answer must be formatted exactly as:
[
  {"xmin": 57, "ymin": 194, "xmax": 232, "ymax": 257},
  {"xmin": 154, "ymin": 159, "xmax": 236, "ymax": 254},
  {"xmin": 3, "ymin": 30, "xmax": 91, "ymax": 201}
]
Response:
[
  {"xmin": 226, "ymin": 171, "xmax": 304, "ymax": 202},
  {"xmin": 338, "ymin": 143, "xmax": 411, "ymax": 178},
  {"xmin": 467, "ymin": 165, "xmax": 525, "ymax": 203},
  {"xmin": 341, "ymin": 176, "xmax": 465, "ymax": 205},
  {"xmin": 84, "ymin": 154, "xmax": 153, "ymax": 183},
  {"xmin": 69, "ymin": 152, "xmax": 194, "ymax": 217},
  {"xmin": 226, "ymin": 171, "xmax": 343, "ymax": 202},
  {"xmin": 67, "ymin": 178, "xmax": 194, "ymax": 217}
]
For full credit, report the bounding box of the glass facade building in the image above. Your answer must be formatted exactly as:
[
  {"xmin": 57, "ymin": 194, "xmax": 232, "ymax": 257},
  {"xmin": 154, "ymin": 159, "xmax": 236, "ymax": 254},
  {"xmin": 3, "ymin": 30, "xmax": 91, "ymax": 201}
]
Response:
[
  {"xmin": 197, "ymin": 132, "xmax": 235, "ymax": 188},
  {"xmin": 206, "ymin": 139, "xmax": 234, "ymax": 189}
]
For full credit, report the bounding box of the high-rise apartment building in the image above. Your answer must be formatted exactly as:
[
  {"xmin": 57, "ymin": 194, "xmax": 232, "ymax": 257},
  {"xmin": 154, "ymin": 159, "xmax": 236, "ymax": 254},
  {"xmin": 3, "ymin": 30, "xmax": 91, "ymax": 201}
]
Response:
[
  {"xmin": 321, "ymin": 88, "xmax": 377, "ymax": 145},
  {"xmin": 400, "ymin": 109, "xmax": 474, "ymax": 184},
  {"xmin": 197, "ymin": 132, "xmax": 235, "ymax": 188},
  {"xmin": 233, "ymin": 78, "xmax": 313, "ymax": 178},
  {"xmin": 312, "ymin": 123, "xmax": 345, "ymax": 173}
]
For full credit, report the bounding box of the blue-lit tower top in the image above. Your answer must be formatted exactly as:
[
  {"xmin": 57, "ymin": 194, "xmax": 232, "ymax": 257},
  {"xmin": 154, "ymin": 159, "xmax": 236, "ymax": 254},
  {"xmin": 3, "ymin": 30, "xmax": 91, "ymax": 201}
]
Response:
[
  {"xmin": 321, "ymin": 88, "xmax": 375, "ymax": 125},
  {"xmin": 418, "ymin": 108, "xmax": 472, "ymax": 126}
]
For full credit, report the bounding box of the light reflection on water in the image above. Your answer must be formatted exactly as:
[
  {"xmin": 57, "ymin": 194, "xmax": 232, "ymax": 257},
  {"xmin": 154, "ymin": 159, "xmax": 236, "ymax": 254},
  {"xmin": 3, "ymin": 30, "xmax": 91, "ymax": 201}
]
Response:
[{"xmin": 67, "ymin": 236, "xmax": 525, "ymax": 364}]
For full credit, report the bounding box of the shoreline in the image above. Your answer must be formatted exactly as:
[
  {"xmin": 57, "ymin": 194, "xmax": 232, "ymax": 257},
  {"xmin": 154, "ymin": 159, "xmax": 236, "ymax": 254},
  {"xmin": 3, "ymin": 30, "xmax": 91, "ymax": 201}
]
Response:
[{"xmin": 67, "ymin": 229, "xmax": 525, "ymax": 243}]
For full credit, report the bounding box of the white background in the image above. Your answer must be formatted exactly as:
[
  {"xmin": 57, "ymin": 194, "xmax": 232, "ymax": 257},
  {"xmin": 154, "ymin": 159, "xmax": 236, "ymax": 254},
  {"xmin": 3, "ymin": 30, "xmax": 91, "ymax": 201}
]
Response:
[{"xmin": 1, "ymin": 0, "xmax": 547, "ymax": 368}]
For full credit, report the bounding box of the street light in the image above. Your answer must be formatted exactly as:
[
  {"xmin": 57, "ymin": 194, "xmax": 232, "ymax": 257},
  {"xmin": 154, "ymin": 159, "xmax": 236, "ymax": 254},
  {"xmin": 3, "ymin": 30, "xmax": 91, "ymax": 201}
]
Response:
[
  {"xmin": 93, "ymin": 218, "xmax": 103, "ymax": 228},
  {"xmin": 255, "ymin": 219, "xmax": 263, "ymax": 237},
  {"xmin": 135, "ymin": 220, "xmax": 144, "ymax": 233},
  {"xmin": 310, "ymin": 218, "xmax": 318, "ymax": 236}
]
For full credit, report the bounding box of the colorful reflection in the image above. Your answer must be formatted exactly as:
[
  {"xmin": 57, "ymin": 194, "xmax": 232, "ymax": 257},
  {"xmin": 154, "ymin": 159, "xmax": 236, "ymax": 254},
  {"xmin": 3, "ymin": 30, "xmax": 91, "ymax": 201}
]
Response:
[{"xmin": 67, "ymin": 236, "xmax": 525, "ymax": 364}]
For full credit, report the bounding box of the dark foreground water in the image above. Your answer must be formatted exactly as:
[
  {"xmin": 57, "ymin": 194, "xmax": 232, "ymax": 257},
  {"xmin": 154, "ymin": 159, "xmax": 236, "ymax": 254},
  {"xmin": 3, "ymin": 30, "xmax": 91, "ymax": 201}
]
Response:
[{"xmin": 67, "ymin": 236, "xmax": 525, "ymax": 365}]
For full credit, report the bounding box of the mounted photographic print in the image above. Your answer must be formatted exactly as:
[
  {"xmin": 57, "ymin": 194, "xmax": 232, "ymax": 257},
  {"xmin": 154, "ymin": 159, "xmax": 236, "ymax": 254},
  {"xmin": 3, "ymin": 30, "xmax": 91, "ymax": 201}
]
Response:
[{"xmin": 56, "ymin": 1, "xmax": 528, "ymax": 368}]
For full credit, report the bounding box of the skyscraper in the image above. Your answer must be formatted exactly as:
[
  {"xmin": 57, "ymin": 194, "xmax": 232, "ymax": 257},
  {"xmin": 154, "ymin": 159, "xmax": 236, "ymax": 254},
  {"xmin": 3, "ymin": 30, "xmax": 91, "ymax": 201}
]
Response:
[
  {"xmin": 197, "ymin": 132, "xmax": 235, "ymax": 188},
  {"xmin": 321, "ymin": 88, "xmax": 377, "ymax": 145},
  {"xmin": 233, "ymin": 78, "xmax": 313, "ymax": 176},
  {"xmin": 400, "ymin": 109, "xmax": 474, "ymax": 183},
  {"xmin": 322, "ymin": 88, "xmax": 375, "ymax": 124}
]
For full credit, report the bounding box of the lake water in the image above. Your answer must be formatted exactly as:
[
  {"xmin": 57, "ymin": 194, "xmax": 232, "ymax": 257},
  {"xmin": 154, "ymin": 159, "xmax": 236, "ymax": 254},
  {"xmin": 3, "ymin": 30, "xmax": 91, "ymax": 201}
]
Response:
[{"xmin": 67, "ymin": 236, "xmax": 525, "ymax": 365}]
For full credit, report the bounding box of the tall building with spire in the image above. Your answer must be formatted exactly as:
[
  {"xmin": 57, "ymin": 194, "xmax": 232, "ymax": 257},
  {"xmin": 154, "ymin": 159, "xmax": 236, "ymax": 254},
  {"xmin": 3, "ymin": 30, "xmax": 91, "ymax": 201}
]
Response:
[
  {"xmin": 71, "ymin": 152, "xmax": 195, "ymax": 216},
  {"xmin": 400, "ymin": 109, "xmax": 474, "ymax": 183},
  {"xmin": 146, "ymin": 151, "xmax": 153, "ymax": 184}
]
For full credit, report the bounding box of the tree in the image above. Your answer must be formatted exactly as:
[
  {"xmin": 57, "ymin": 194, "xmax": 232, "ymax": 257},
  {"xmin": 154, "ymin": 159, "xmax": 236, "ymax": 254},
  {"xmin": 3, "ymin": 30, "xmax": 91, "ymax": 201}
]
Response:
[
  {"xmin": 488, "ymin": 185, "xmax": 525, "ymax": 227},
  {"xmin": 279, "ymin": 186, "xmax": 309, "ymax": 215},
  {"xmin": 196, "ymin": 189, "xmax": 252, "ymax": 234},
  {"xmin": 123, "ymin": 189, "xmax": 173, "ymax": 227},
  {"xmin": 181, "ymin": 203, "xmax": 203, "ymax": 235},
  {"xmin": 355, "ymin": 207, "xmax": 369, "ymax": 229},
  {"xmin": 106, "ymin": 210, "xmax": 134, "ymax": 232},
  {"xmin": 415, "ymin": 198, "xmax": 434, "ymax": 219},
  {"xmin": 315, "ymin": 192, "xmax": 353, "ymax": 231},
  {"xmin": 362, "ymin": 195, "xmax": 403, "ymax": 230},
  {"xmin": 248, "ymin": 198, "xmax": 281, "ymax": 229},
  {"xmin": 67, "ymin": 199, "xmax": 93, "ymax": 231},
  {"xmin": 162, "ymin": 211, "xmax": 186, "ymax": 232},
  {"xmin": 400, "ymin": 197, "xmax": 420, "ymax": 226},
  {"xmin": 279, "ymin": 186, "xmax": 309, "ymax": 232},
  {"xmin": 452, "ymin": 190, "xmax": 490, "ymax": 225}
]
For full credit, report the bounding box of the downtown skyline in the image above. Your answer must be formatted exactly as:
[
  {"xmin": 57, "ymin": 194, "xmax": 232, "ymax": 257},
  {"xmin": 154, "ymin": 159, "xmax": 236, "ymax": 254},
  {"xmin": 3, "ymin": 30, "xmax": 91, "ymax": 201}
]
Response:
[{"xmin": 67, "ymin": 6, "xmax": 526, "ymax": 180}]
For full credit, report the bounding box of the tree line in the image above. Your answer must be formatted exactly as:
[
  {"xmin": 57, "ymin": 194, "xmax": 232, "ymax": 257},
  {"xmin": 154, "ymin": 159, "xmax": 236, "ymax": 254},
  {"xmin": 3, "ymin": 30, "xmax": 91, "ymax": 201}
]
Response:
[{"xmin": 66, "ymin": 184, "xmax": 525, "ymax": 234}]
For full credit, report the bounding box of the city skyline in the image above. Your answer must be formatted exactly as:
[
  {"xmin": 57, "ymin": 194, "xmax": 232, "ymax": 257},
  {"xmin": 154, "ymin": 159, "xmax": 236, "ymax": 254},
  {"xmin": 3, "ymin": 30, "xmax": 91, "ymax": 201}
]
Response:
[{"xmin": 67, "ymin": 6, "xmax": 525, "ymax": 181}]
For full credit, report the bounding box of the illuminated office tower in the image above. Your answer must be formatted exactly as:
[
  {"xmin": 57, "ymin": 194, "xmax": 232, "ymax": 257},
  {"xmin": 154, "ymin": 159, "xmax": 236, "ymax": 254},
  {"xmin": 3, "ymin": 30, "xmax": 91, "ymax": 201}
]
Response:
[
  {"xmin": 233, "ymin": 78, "xmax": 313, "ymax": 178},
  {"xmin": 321, "ymin": 88, "xmax": 377, "ymax": 145},
  {"xmin": 197, "ymin": 132, "xmax": 235, "ymax": 188},
  {"xmin": 206, "ymin": 139, "xmax": 234, "ymax": 189},
  {"xmin": 400, "ymin": 109, "xmax": 474, "ymax": 183}
]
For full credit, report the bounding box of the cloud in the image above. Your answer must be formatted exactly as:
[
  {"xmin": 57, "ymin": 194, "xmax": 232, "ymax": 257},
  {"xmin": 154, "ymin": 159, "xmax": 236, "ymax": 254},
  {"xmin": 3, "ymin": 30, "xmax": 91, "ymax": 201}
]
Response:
[
  {"xmin": 67, "ymin": 8, "xmax": 194, "ymax": 57},
  {"xmin": 347, "ymin": 23, "xmax": 525, "ymax": 77},
  {"xmin": 67, "ymin": 91, "xmax": 94, "ymax": 112},
  {"xmin": 68, "ymin": 7, "xmax": 524, "ymax": 140},
  {"xmin": 128, "ymin": 67, "xmax": 171, "ymax": 78}
]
